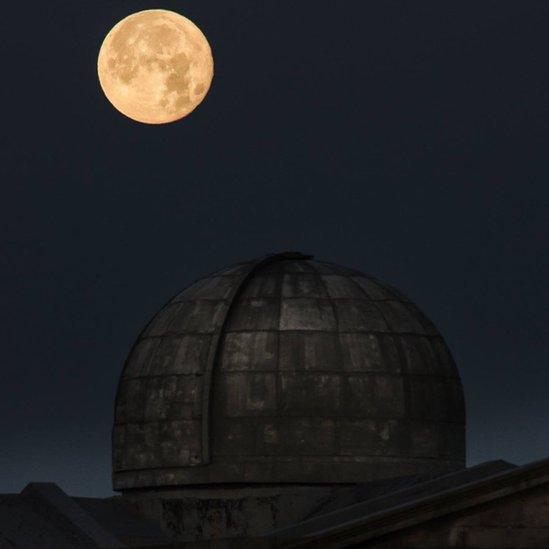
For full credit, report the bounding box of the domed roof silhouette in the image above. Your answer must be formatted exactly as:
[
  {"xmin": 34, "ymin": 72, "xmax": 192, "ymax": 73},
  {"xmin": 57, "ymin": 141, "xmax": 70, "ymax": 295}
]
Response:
[{"xmin": 113, "ymin": 252, "xmax": 465, "ymax": 491}]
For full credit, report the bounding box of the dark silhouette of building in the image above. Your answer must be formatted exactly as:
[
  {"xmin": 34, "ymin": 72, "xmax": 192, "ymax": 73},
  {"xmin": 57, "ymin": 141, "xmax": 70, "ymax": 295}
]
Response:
[{"xmin": 2, "ymin": 253, "xmax": 549, "ymax": 548}]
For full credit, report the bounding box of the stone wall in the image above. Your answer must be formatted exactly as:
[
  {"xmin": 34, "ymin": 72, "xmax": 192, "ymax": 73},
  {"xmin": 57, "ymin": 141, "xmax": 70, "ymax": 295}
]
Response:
[
  {"xmin": 123, "ymin": 480, "xmax": 429, "ymax": 544},
  {"xmin": 125, "ymin": 485, "xmax": 336, "ymax": 542}
]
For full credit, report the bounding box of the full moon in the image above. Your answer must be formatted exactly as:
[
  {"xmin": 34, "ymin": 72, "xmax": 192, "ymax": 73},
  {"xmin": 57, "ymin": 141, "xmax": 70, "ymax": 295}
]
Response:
[{"xmin": 97, "ymin": 10, "xmax": 214, "ymax": 124}]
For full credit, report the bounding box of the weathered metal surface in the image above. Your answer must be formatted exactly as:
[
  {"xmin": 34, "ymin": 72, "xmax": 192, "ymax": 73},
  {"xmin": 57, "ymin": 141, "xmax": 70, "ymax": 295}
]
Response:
[{"xmin": 113, "ymin": 253, "xmax": 466, "ymax": 490}]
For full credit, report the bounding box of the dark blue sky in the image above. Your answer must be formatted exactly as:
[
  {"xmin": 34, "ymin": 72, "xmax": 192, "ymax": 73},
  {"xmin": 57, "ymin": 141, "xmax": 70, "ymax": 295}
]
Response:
[{"xmin": 1, "ymin": 1, "xmax": 548, "ymax": 497}]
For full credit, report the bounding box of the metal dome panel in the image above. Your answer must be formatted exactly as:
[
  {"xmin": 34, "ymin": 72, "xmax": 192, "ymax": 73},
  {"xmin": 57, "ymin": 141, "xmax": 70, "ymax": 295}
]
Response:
[{"xmin": 113, "ymin": 253, "xmax": 465, "ymax": 490}]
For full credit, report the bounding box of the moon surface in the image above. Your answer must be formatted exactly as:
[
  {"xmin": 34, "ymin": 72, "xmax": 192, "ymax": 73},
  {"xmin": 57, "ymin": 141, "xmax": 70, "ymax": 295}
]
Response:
[{"xmin": 97, "ymin": 10, "xmax": 214, "ymax": 124}]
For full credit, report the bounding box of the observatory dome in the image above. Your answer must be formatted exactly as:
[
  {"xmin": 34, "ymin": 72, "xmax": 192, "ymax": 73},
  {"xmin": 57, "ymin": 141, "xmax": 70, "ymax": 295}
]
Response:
[{"xmin": 113, "ymin": 252, "xmax": 465, "ymax": 491}]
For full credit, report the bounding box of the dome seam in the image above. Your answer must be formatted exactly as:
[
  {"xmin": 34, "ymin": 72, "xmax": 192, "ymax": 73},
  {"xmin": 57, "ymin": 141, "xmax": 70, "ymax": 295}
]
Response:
[{"xmin": 346, "ymin": 276, "xmax": 416, "ymax": 456}]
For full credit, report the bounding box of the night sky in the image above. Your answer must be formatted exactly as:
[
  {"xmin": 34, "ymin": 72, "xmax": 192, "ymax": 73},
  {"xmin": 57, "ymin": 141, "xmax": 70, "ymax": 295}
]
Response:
[{"xmin": 2, "ymin": 1, "xmax": 549, "ymax": 497}]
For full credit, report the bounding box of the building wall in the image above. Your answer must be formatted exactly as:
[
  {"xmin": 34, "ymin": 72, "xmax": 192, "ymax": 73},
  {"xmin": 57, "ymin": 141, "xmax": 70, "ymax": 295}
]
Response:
[{"xmin": 125, "ymin": 485, "xmax": 339, "ymax": 542}]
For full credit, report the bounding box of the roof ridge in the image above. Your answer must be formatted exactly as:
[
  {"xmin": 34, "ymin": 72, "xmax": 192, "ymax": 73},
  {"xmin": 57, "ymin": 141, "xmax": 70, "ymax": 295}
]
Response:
[{"xmin": 270, "ymin": 458, "xmax": 549, "ymax": 547}]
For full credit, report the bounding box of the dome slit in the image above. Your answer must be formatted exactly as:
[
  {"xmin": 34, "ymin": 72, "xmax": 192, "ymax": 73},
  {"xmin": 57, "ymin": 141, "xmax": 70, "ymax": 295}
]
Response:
[{"xmin": 202, "ymin": 253, "xmax": 315, "ymax": 464}]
